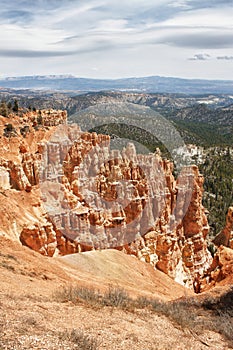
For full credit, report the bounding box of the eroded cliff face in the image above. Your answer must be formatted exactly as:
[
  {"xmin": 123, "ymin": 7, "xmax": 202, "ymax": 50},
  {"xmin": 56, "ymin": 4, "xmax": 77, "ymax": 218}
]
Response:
[
  {"xmin": 0, "ymin": 110, "xmax": 231, "ymax": 291},
  {"xmin": 213, "ymin": 207, "xmax": 233, "ymax": 249},
  {"xmin": 123, "ymin": 164, "xmax": 212, "ymax": 289},
  {"xmin": 0, "ymin": 110, "xmax": 67, "ymax": 248}
]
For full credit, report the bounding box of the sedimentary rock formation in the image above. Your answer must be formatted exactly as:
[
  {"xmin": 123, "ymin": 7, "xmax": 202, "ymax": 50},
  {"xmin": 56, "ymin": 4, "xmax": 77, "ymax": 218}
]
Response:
[
  {"xmin": 213, "ymin": 207, "xmax": 233, "ymax": 249},
  {"xmin": 20, "ymin": 222, "xmax": 57, "ymax": 257},
  {"xmin": 0, "ymin": 110, "xmax": 67, "ymax": 192},
  {"xmin": 123, "ymin": 165, "xmax": 212, "ymax": 288},
  {"xmin": 200, "ymin": 245, "xmax": 233, "ymax": 291},
  {"xmin": 0, "ymin": 109, "xmax": 231, "ymax": 291},
  {"xmin": 36, "ymin": 124, "xmax": 213, "ymax": 288},
  {"xmin": 0, "ymin": 167, "xmax": 10, "ymax": 190}
]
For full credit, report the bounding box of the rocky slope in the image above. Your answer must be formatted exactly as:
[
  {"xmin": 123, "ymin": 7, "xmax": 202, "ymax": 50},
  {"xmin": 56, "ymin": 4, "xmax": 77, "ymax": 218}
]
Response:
[
  {"xmin": 0, "ymin": 109, "xmax": 232, "ymax": 292},
  {"xmin": 1, "ymin": 237, "xmax": 232, "ymax": 350}
]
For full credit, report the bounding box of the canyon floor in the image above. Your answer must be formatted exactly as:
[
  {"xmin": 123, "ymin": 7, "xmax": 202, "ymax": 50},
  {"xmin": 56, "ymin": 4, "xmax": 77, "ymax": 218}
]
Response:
[{"xmin": 0, "ymin": 237, "xmax": 232, "ymax": 350}]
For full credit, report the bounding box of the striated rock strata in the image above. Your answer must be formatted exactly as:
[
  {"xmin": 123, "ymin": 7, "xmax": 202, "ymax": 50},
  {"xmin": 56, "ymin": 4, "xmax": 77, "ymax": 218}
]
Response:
[
  {"xmin": 37, "ymin": 124, "xmax": 213, "ymax": 289},
  {"xmin": 0, "ymin": 110, "xmax": 231, "ymax": 291}
]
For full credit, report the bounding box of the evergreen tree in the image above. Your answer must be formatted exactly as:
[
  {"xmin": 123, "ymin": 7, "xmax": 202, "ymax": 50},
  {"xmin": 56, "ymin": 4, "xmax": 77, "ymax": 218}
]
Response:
[
  {"xmin": 7, "ymin": 101, "xmax": 12, "ymax": 110},
  {"xmin": 0, "ymin": 101, "xmax": 8, "ymax": 117},
  {"xmin": 37, "ymin": 110, "xmax": 43, "ymax": 125},
  {"xmin": 12, "ymin": 99, "xmax": 19, "ymax": 112}
]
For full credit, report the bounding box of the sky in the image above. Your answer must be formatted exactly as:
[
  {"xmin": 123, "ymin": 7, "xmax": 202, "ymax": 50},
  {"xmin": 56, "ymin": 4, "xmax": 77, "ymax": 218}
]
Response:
[{"xmin": 0, "ymin": 0, "xmax": 233, "ymax": 79}]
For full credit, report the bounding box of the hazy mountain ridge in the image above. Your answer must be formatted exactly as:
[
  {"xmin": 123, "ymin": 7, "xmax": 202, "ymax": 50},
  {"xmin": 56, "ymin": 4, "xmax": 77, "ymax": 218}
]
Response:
[
  {"xmin": 0, "ymin": 89, "xmax": 232, "ymax": 146},
  {"xmin": 1, "ymin": 88, "xmax": 233, "ymax": 111},
  {"xmin": 1, "ymin": 75, "xmax": 233, "ymax": 94}
]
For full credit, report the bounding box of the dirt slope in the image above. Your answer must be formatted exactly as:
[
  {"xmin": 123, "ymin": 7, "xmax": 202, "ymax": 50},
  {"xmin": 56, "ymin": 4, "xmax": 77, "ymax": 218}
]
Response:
[
  {"xmin": 0, "ymin": 237, "xmax": 231, "ymax": 350},
  {"xmin": 60, "ymin": 249, "xmax": 192, "ymax": 300},
  {"xmin": 0, "ymin": 237, "xmax": 189, "ymax": 301}
]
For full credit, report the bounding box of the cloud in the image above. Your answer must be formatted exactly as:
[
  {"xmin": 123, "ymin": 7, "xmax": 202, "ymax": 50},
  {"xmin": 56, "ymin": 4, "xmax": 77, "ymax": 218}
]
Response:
[
  {"xmin": 217, "ymin": 56, "xmax": 233, "ymax": 60},
  {"xmin": 0, "ymin": 0, "xmax": 233, "ymax": 79},
  {"xmin": 160, "ymin": 31, "xmax": 233, "ymax": 49},
  {"xmin": 0, "ymin": 49, "xmax": 76, "ymax": 58},
  {"xmin": 0, "ymin": 10, "xmax": 33, "ymax": 24},
  {"xmin": 188, "ymin": 54, "xmax": 233, "ymax": 61},
  {"xmin": 184, "ymin": 0, "xmax": 233, "ymax": 10},
  {"xmin": 188, "ymin": 53, "xmax": 210, "ymax": 61},
  {"xmin": 0, "ymin": 39, "xmax": 117, "ymax": 58}
]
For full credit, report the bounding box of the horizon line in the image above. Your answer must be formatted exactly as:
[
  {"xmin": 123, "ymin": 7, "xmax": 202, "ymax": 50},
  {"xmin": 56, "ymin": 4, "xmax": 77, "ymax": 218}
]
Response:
[{"xmin": 0, "ymin": 74, "xmax": 233, "ymax": 83}]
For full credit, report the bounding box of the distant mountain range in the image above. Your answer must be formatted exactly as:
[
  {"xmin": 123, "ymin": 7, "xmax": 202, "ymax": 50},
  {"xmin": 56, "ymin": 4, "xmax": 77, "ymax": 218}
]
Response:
[
  {"xmin": 1, "ymin": 86, "xmax": 232, "ymax": 147},
  {"xmin": 1, "ymin": 75, "xmax": 233, "ymax": 94}
]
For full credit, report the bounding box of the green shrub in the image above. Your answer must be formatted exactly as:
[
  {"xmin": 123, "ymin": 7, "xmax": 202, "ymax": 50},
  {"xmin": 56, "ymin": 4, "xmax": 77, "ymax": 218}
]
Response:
[
  {"xmin": 3, "ymin": 123, "xmax": 17, "ymax": 137},
  {"xmin": 12, "ymin": 99, "xmax": 19, "ymax": 112}
]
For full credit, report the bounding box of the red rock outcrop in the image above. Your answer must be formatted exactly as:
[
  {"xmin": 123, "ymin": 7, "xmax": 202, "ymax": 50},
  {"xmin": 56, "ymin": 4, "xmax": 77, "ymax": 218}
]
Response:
[
  {"xmin": 0, "ymin": 109, "xmax": 67, "ymax": 192},
  {"xmin": 20, "ymin": 222, "xmax": 57, "ymax": 257},
  {"xmin": 0, "ymin": 166, "xmax": 10, "ymax": 190},
  {"xmin": 123, "ymin": 165, "xmax": 212, "ymax": 289},
  {"xmin": 213, "ymin": 207, "xmax": 233, "ymax": 249},
  {"xmin": 0, "ymin": 110, "xmax": 231, "ymax": 291},
  {"xmin": 36, "ymin": 124, "xmax": 213, "ymax": 288},
  {"xmin": 200, "ymin": 246, "xmax": 233, "ymax": 291}
]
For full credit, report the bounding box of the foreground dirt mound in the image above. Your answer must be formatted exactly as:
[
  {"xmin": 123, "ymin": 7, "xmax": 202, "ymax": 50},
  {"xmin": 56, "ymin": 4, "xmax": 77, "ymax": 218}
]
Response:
[
  {"xmin": 0, "ymin": 237, "xmax": 189, "ymax": 301},
  {"xmin": 60, "ymin": 249, "xmax": 192, "ymax": 300},
  {"xmin": 0, "ymin": 238, "xmax": 231, "ymax": 350},
  {"xmin": 0, "ymin": 237, "xmax": 231, "ymax": 350}
]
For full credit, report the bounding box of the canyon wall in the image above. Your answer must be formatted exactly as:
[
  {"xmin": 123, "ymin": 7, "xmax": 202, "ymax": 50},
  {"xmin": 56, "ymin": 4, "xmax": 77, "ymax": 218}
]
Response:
[{"xmin": 0, "ymin": 109, "xmax": 231, "ymax": 290}]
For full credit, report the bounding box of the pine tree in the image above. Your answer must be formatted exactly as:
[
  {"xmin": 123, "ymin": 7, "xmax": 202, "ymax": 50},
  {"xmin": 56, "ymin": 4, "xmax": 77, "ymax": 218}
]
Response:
[
  {"xmin": 0, "ymin": 101, "xmax": 8, "ymax": 117},
  {"xmin": 7, "ymin": 101, "xmax": 12, "ymax": 110},
  {"xmin": 12, "ymin": 99, "xmax": 19, "ymax": 113}
]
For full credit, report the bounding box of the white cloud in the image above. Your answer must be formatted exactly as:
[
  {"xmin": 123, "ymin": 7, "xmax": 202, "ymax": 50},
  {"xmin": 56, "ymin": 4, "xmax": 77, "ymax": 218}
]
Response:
[
  {"xmin": 217, "ymin": 56, "xmax": 233, "ymax": 60},
  {"xmin": 0, "ymin": 0, "xmax": 232, "ymax": 79},
  {"xmin": 188, "ymin": 53, "xmax": 211, "ymax": 61},
  {"xmin": 162, "ymin": 7, "xmax": 233, "ymax": 27}
]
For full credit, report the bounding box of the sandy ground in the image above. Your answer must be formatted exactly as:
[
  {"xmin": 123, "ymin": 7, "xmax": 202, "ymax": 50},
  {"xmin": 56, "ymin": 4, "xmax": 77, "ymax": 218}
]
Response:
[{"xmin": 0, "ymin": 237, "xmax": 232, "ymax": 350}]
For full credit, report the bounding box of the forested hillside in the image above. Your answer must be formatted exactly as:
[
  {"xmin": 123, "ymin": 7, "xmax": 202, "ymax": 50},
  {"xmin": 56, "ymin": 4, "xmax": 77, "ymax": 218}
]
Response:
[{"xmin": 199, "ymin": 148, "xmax": 233, "ymax": 237}]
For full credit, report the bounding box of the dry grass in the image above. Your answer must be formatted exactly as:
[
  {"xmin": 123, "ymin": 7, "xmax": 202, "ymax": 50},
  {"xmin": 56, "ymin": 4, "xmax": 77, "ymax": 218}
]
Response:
[
  {"xmin": 101, "ymin": 285, "xmax": 131, "ymax": 308},
  {"xmin": 59, "ymin": 329, "xmax": 101, "ymax": 350},
  {"xmin": 54, "ymin": 285, "xmax": 100, "ymax": 305},
  {"xmin": 0, "ymin": 286, "xmax": 230, "ymax": 350},
  {"xmin": 200, "ymin": 287, "xmax": 233, "ymax": 345},
  {"xmin": 0, "ymin": 261, "xmax": 15, "ymax": 271},
  {"xmin": 54, "ymin": 284, "xmax": 131, "ymax": 309},
  {"xmin": 0, "ymin": 252, "xmax": 18, "ymax": 271},
  {"xmin": 55, "ymin": 284, "xmax": 233, "ymax": 347}
]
